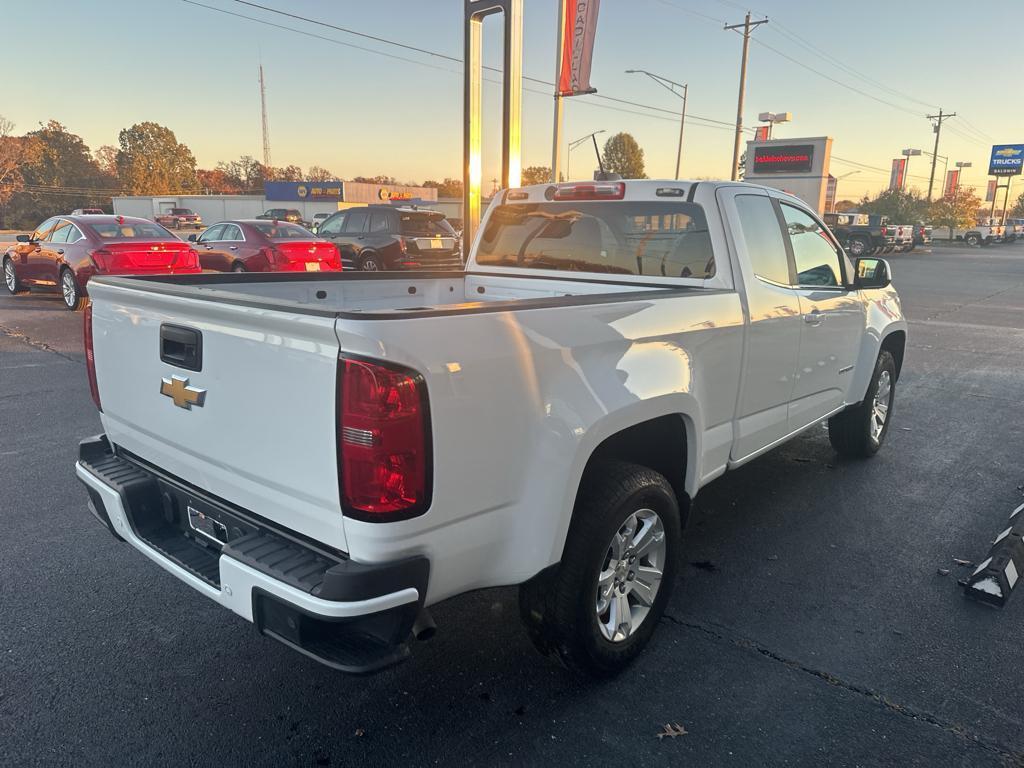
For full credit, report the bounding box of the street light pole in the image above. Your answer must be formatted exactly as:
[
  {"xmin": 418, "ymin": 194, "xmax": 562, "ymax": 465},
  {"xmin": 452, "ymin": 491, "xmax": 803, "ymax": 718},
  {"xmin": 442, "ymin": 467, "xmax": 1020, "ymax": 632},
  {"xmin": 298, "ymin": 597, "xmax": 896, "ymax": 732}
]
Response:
[
  {"xmin": 901, "ymin": 148, "xmax": 922, "ymax": 192},
  {"xmin": 625, "ymin": 70, "xmax": 688, "ymax": 179},
  {"xmin": 926, "ymin": 109, "xmax": 956, "ymax": 202},
  {"xmin": 954, "ymin": 161, "xmax": 972, "ymax": 202}
]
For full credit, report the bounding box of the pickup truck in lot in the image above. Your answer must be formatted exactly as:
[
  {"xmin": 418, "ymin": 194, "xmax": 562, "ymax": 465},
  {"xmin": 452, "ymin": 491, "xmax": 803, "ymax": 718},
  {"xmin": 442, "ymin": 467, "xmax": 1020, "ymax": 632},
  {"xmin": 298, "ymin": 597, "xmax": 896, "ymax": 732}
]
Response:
[
  {"xmin": 76, "ymin": 180, "xmax": 907, "ymax": 677},
  {"xmin": 821, "ymin": 212, "xmax": 894, "ymax": 257}
]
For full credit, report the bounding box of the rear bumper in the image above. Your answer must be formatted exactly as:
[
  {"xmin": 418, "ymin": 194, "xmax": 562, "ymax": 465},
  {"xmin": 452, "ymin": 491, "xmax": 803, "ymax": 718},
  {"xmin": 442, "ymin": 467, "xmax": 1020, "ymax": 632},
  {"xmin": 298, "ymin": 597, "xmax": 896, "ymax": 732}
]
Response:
[{"xmin": 76, "ymin": 434, "xmax": 429, "ymax": 674}]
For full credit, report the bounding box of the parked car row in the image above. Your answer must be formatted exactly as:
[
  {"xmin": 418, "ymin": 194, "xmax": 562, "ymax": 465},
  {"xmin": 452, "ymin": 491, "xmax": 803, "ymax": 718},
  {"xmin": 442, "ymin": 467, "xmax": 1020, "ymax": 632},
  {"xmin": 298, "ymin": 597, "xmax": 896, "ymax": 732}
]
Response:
[
  {"xmin": 822, "ymin": 213, "xmax": 924, "ymax": 256},
  {"xmin": 3, "ymin": 205, "xmax": 466, "ymax": 310}
]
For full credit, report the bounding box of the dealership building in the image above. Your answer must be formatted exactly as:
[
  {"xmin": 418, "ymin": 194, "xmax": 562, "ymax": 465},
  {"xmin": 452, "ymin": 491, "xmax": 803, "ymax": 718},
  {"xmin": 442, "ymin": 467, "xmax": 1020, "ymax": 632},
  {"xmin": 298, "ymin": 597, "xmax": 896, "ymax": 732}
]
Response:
[
  {"xmin": 744, "ymin": 136, "xmax": 835, "ymax": 213},
  {"xmin": 112, "ymin": 180, "xmax": 451, "ymax": 225}
]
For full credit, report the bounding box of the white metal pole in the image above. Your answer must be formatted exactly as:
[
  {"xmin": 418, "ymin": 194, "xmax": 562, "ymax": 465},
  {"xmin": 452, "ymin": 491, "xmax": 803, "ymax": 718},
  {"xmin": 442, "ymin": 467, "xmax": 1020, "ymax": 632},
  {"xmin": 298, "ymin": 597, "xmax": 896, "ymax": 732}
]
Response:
[{"xmin": 551, "ymin": 0, "xmax": 565, "ymax": 183}]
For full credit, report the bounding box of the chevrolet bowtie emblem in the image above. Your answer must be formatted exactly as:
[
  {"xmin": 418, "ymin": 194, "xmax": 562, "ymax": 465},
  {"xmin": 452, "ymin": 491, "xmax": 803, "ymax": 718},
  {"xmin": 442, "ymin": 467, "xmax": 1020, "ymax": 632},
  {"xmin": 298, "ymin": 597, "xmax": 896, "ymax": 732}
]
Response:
[{"xmin": 160, "ymin": 375, "xmax": 206, "ymax": 409}]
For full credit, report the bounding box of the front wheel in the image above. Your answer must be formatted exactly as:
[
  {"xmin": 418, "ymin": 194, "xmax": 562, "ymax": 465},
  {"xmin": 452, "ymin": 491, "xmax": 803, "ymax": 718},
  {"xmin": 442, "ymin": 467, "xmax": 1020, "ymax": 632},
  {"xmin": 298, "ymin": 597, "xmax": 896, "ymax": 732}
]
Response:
[
  {"xmin": 828, "ymin": 350, "xmax": 896, "ymax": 458},
  {"xmin": 60, "ymin": 269, "xmax": 88, "ymax": 311},
  {"xmin": 360, "ymin": 254, "xmax": 381, "ymax": 271},
  {"xmin": 847, "ymin": 236, "xmax": 870, "ymax": 257},
  {"xmin": 519, "ymin": 461, "xmax": 681, "ymax": 677},
  {"xmin": 4, "ymin": 257, "xmax": 28, "ymax": 295}
]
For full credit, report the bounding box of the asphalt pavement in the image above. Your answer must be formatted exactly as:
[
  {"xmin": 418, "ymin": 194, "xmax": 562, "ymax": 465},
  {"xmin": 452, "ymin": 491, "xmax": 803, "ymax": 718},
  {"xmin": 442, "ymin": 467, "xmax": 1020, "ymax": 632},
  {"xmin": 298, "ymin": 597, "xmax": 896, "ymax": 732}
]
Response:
[{"xmin": 3, "ymin": 245, "xmax": 1024, "ymax": 767}]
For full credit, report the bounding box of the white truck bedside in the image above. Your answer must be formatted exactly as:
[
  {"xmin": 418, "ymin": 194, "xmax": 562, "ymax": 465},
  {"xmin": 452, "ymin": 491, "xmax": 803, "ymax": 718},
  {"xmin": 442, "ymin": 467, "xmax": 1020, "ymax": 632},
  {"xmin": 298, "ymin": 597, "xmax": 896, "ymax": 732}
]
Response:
[{"xmin": 76, "ymin": 179, "xmax": 906, "ymax": 676}]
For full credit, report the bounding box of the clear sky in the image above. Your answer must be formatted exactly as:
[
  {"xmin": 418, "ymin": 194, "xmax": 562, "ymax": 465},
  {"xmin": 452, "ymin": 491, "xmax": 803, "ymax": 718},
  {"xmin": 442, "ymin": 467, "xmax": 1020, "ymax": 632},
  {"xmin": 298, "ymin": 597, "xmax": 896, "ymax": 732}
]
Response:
[{"xmin": 5, "ymin": 0, "xmax": 1022, "ymax": 198}]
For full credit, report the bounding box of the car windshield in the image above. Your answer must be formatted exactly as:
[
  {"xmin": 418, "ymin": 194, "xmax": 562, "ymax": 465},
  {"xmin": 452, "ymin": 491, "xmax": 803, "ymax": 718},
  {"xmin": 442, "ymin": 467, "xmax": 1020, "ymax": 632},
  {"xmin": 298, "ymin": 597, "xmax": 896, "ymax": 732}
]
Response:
[
  {"xmin": 91, "ymin": 221, "xmax": 175, "ymax": 239},
  {"xmin": 171, "ymin": 209, "xmax": 194, "ymax": 215},
  {"xmin": 251, "ymin": 221, "xmax": 313, "ymax": 239},
  {"xmin": 476, "ymin": 200, "xmax": 716, "ymax": 278},
  {"xmin": 399, "ymin": 212, "xmax": 455, "ymax": 237}
]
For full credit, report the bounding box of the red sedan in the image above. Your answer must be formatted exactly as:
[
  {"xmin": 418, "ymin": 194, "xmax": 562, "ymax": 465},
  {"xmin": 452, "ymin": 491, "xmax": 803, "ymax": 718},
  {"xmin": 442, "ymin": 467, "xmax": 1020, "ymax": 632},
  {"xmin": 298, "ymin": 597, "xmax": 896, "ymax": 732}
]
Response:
[
  {"xmin": 3, "ymin": 215, "xmax": 201, "ymax": 310},
  {"xmin": 188, "ymin": 220, "xmax": 347, "ymax": 272}
]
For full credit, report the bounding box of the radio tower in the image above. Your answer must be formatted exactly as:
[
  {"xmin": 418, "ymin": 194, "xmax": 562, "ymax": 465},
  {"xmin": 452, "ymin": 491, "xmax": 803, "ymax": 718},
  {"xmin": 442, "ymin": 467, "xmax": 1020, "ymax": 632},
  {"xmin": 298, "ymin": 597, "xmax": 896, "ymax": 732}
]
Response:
[{"xmin": 259, "ymin": 64, "xmax": 272, "ymax": 168}]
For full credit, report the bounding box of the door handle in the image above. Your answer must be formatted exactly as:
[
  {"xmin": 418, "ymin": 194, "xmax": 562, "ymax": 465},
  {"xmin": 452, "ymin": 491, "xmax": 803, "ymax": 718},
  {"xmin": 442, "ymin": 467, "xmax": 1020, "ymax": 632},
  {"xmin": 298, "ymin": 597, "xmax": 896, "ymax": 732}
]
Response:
[
  {"xmin": 228, "ymin": 246, "xmax": 238, "ymax": 251},
  {"xmin": 204, "ymin": 245, "xmax": 213, "ymax": 250},
  {"xmin": 56, "ymin": 249, "xmax": 65, "ymax": 255},
  {"xmin": 804, "ymin": 311, "xmax": 824, "ymax": 326}
]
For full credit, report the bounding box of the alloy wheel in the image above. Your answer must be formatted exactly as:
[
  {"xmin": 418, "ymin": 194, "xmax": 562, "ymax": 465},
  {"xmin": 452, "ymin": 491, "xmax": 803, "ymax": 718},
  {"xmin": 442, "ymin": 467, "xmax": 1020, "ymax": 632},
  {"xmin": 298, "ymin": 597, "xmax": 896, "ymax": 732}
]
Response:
[
  {"xmin": 4, "ymin": 260, "xmax": 15, "ymax": 291},
  {"xmin": 595, "ymin": 507, "xmax": 666, "ymax": 643},
  {"xmin": 61, "ymin": 271, "xmax": 77, "ymax": 308},
  {"xmin": 870, "ymin": 370, "xmax": 892, "ymax": 443}
]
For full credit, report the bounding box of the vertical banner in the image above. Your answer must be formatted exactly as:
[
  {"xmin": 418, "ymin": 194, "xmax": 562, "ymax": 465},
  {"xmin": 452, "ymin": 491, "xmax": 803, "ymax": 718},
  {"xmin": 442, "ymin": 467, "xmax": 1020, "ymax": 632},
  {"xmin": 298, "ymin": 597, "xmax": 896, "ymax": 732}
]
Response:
[
  {"xmin": 889, "ymin": 158, "xmax": 906, "ymax": 191},
  {"xmin": 557, "ymin": 0, "xmax": 601, "ymax": 96},
  {"xmin": 986, "ymin": 179, "xmax": 997, "ymax": 202},
  {"xmin": 824, "ymin": 174, "xmax": 837, "ymax": 212},
  {"xmin": 943, "ymin": 169, "xmax": 960, "ymax": 200},
  {"xmin": 754, "ymin": 126, "xmax": 770, "ymax": 142}
]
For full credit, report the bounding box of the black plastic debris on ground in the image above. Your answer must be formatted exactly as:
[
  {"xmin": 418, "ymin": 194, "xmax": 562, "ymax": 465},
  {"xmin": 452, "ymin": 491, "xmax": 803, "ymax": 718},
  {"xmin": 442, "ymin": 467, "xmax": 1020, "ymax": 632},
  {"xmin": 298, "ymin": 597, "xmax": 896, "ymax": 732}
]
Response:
[{"xmin": 964, "ymin": 503, "xmax": 1024, "ymax": 608}]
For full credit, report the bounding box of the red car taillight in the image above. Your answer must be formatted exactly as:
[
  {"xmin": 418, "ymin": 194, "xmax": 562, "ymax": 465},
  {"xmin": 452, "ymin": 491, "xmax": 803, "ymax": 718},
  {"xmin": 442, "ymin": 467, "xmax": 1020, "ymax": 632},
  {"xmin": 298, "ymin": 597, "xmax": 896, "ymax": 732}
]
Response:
[
  {"xmin": 880, "ymin": 225, "xmax": 889, "ymax": 236},
  {"xmin": 84, "ymin": 304, "xmax": 101, "ymax": 411},
  {"xmin": 90, "ymin": 248, "xmax": 112, "ymax": 271},
  {"xmin": 338, "ymin": 357, "xmax": 430, "ymax": 521}
]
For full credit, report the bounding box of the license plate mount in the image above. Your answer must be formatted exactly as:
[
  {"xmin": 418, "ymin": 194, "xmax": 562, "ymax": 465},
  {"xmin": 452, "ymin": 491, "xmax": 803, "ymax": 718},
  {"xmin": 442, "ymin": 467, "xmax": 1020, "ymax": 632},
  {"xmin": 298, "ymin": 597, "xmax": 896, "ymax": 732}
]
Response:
[{"xmin": 187, "ymin": 503, "xmax": 229, "ymax": 544}]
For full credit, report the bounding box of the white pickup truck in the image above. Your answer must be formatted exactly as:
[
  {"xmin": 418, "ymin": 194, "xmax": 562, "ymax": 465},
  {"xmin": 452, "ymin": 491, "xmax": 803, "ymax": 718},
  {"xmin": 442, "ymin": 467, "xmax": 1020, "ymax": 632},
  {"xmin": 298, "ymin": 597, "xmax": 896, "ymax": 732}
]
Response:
[{"xmin": 76, "ymin": 180, "xmax": 907, "ymax": 677}]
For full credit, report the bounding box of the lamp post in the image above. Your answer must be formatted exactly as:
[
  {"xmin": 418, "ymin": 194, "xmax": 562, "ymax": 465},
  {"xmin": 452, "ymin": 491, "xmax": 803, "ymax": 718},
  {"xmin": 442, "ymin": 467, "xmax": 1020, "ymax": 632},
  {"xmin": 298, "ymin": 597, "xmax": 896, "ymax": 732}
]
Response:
[
  {"xmin": 625, "ymin": 69, "xmax": 688, "ymax": 179},
  {"xmin": 757, "ymin": 111, "xmax": 792, "ymax": 140},
  {"xmin": 954, "ymin": 161, "xmax": 972, "ymax": 201},
  {"xmin": 567, "ymin": 130, "xmax": 605, "ymax": 181},
  {"xmin": 900, "ymin": 148, "xmax": 922, "ymax": 191}
]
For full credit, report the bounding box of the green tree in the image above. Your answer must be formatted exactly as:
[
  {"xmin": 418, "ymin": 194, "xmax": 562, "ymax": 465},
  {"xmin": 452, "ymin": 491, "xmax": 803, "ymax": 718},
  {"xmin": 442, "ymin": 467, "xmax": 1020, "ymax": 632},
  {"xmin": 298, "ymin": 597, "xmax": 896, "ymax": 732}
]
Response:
[
  {"xmin": 834, "ymin": 199, "xmax": 859, "ymax": 213},
  {"xmin": 601, "ymin": 132, "xmax": 647, "ymax": 179},
  {"xmin": 5, "ymin": 120, "xmax": 111, "ymax": 227},
  {"xmin": 196, "ymin": 168, "xmax": 244, "ymax": 194},
  {"xmin": 929, "ymin": 188, "xmax": 982, "ymax": 238},
  {"xmin": 1010, "ymin": 190, "xmax": 1024, "ymax": 218},
  {"xmin": 307, "ymin": 165, "xmax": 337, "ymax": 182},
  {"xmin": 0, "ymin": 117, "xmax": 43, "ymax": 226},
  {"xmin": 116, "ymin": 122, "xmax": 198, "ymax": 194},
  {"xmin": 421, "ymin": 178, "xmax": 463, "ymax": 198},
  {"xmin": 520, "ymin": 166, "xmax": 553, "ymax": 186},
  {"xmin": 351, "ymin": 175, "xmax": 397, "ymax": 185},
  {"xmin": 216, "ymin": 156, "xmax": 267, "ymax": 193},
  {"xmin": 857, "ymin": 188, "xmax": 930, "ymax": 223}
]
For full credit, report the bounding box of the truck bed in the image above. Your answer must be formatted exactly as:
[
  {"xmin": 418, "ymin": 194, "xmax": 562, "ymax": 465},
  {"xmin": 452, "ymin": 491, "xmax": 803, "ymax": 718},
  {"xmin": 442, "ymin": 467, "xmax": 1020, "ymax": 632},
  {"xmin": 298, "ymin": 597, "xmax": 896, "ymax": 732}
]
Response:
[{"xmin": 92, "ymin": 270, "xmax": 702, "ymax": 318}]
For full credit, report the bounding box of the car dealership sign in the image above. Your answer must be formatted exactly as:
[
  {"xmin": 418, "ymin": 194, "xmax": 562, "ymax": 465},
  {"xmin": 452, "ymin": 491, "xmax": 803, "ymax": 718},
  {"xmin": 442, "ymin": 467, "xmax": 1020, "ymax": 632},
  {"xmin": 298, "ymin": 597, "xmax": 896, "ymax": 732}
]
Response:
[
  {"xmin": 752, "ymin": 144, "xmax": 815, "ymax": 174},
  {"xmin": 988, "ymin": 144, "xmax": 1024, "ymax": 177}
]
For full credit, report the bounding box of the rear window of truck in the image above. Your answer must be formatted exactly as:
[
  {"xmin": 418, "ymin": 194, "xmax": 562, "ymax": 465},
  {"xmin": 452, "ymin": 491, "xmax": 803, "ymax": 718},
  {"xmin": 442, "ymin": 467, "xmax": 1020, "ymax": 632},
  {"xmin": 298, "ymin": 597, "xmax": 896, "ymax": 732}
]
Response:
[{"xmin": 476, "ymin": 201, "xmax": 715, "ymax": 278}]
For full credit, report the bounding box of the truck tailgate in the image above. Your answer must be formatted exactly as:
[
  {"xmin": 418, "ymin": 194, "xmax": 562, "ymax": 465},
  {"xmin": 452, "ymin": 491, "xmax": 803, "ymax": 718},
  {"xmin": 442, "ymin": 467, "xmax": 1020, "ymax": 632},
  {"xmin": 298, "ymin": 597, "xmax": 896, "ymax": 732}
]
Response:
[{"xmin": 88, "ymin": 280, "xmax": 347, "ymax": 551}]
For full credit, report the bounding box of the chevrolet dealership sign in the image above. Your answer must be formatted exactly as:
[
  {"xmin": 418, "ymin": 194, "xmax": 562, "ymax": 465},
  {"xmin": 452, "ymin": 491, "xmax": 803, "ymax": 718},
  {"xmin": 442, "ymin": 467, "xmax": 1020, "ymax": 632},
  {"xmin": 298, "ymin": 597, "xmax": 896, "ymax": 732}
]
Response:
[{"xmin": 988, "ymin": 144, "xmax": 1024, "ymax": 177}]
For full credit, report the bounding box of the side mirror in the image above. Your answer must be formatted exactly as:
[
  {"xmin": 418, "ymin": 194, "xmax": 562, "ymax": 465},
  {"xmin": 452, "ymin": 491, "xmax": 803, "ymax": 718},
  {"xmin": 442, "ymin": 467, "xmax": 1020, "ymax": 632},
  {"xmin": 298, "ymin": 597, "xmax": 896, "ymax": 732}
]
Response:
[
  {"xmin": 854, "ymin": 257, "xmax": 891, "ymax": 289},
  {"xmin": 187, "ymin": 233, "xmax": 198, "ymax": 242},
  {"xmin": 16, "ymin": 234, "xmax": 31, "ymax": 243}
]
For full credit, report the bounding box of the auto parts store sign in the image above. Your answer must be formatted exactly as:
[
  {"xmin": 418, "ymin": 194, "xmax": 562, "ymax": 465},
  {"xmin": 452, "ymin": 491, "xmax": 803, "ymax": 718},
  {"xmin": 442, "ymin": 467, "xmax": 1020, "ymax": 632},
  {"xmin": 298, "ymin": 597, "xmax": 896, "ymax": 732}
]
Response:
[{"xmin": 988, "ymin": 145, "xmax": 1024, "ymax": 176}]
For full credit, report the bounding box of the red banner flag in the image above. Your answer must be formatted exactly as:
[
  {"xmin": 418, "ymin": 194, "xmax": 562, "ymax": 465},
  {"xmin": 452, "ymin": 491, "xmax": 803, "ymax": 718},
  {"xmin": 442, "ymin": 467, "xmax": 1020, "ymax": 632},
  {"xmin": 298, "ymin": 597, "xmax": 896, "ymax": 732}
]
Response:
[
  {"xmin": 943, "ymin": 169, "xmax": 960, "ymax": 200},
  {"xmin": 889, "ymin": 158, "xmax": 906, "ymax": 191},
  {"xmin": 754, "ymin": 126, "xmax": 770, "ymax": 142},
  {"xmin": 986, "ymin": 179, "xmax": 997, "ymax": 202},
  {"xmin": 558, "ymin": 0, "xmax": 601, "ymax": 97}
]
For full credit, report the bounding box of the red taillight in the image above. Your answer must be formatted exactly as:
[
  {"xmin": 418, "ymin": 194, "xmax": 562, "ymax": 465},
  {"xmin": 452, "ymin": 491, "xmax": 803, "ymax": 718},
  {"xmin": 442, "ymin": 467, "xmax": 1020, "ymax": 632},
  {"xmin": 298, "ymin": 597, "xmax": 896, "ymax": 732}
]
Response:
[
  {"xmin": 90, "ymin": 248, "xmax": 112, "ymax": 271},
  {"xmin": 881, "ymin": 225, "xmax": 889, "ymax": 236},
  {"xmin": 84, "ymin": 304, "xmax": 101, "ymax": 411},
  {"xmin": 338, "ymin": 357, "xmax": 430, "ymax": 520},
  {"xmin": 552, "ymin": 181, "xmax": 626, "ymax": 201}
]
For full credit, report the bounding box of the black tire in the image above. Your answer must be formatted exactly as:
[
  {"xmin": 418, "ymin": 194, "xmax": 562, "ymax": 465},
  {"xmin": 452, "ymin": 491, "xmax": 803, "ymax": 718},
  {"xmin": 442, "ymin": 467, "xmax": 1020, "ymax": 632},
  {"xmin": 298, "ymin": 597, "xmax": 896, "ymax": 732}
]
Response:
[
  {"xmin": 3, "ymin": 257, "xmax": 28, "ymax": 295},
  {"xmin": 59, "ymin": 268, "xmax": 88, "ymax": 311},
  {"xmin": 965, "ymin": 233, "xmax": 981, "ymax": 247},
  {"xmin": 518, "ymin": 461, "xmax": 682, "ymax": 677},
  {"xmin": 828, "ymin": 350, "xmax": 896, "ymax": 458},
  {"xmin": 231, "ymin": 262, "xmax": 246, "ymax": 273},
  {"xmin": 847, "ymin": 236, "xmax": 870, "ymax": 257},
  {"xmin": 360, "ymin": 253, "xmax": 381, "ymax": 271}
]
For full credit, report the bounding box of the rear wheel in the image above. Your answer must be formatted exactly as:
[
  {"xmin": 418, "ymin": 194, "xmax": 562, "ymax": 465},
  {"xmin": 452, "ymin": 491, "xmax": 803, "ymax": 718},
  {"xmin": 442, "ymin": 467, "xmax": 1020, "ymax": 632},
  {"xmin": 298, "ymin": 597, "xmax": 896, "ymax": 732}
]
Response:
[
  {"xmin": 360, "ymin": 253, "xmax": 381, "ymax": 271},
  {"xmin": 231, "ymin": 262, "xmax": 246, "ymax": 273},
  {"xmin": 4, "ymin": 257, "xmax": 28, "ymax": 295},
  {"xmin": 828, "ymin": 350, "xmax": 896, "ymax": 458},
  {"xmin": 519, "ymin": 461, "xmax": 681, "ymax": 677},
  {"xmin": 60, "ymin": 268, "xmax": 87, "ymax": 311},
  {"xmin": 965, "ymin": 232, "xmax": 981, "ymax": 246}
]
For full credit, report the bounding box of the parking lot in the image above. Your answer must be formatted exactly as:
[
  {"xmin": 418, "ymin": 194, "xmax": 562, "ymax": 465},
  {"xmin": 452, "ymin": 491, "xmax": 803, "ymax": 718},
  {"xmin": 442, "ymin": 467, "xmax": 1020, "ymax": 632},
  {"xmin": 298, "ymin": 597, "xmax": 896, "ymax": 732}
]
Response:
[{"xmin": 3, "ymin": 243, "xmax": 1024, "ymax": 766}]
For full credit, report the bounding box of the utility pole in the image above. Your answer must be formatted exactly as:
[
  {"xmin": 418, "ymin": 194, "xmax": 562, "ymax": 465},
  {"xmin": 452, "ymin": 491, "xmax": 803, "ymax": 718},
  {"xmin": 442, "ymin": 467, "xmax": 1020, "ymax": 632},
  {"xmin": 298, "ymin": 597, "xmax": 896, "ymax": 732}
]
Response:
[
  {"xmin": 259, "ymin": 64, "xmax": 272, "ymax": 169},
  {"xmin": 725, "ymin": 13, "xmax": 768, "ymax": 181},
  {"xmin": 550, "ymin": 0, "xmax": 566, "ymax": 182},
  {"xmin": 926, "ymin": 109, "xmax": 955, "ymax": 201}
]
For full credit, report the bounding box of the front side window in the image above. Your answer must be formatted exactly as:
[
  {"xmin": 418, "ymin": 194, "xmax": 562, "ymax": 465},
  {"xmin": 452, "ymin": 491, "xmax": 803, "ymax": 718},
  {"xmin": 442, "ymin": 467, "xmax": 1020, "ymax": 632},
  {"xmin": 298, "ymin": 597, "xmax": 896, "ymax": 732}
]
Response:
[
  {"xmin": 780, "ymin": 203, "xmax": 844, "ymax": 287},
  {"xmin": 199, "ymin": 224, "xmax": 225, "ymax": 242},
  {"xmin": 319, "ymin": 214, "xmax": 345, "ymax": 236},
  {"xmin": 734, "ymin": 194, "xmax": 791, "ymax": 285},
  {"xmin": 476, "ymin": 201, "xmax": 715, "ymax": 278},
  {"xmin": 32, "ymin": 218, "xmax": 58, "ymax": 242}
]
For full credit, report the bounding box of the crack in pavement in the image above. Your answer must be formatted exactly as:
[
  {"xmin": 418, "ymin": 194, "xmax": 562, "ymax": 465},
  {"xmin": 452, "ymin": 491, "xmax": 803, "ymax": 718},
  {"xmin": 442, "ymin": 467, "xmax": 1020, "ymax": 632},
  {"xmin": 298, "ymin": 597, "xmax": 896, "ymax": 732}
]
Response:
[
  {"xmin": 923, "ymin": 283, "xmax": 1024, "ymax": 322},
  {"xmin": 0, "ymin": 324, "xmax": 81, "ymax": 365},
  {"xmin": 661, "ymin": 612, "xmax": 1024, "ymax": 763}
]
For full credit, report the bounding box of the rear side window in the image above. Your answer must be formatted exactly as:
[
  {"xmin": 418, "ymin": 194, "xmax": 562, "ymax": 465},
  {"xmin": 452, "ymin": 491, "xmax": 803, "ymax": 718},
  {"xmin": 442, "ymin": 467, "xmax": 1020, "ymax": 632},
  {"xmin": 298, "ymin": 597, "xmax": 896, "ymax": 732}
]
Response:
[
  {"xmin": 220, "ymin": 224, "xmax": 243, "ymax": 241},
  {"xmin": 344, "ymin": 210, "xmax": 369, "ymax": 234},
  {"xmin": 476, "ymin": 201, "xmax": 715, "ymax": 278},
  {"xmin": 49, "ymin": 220, "xmax": 74, "ymax": 243},
  {"xmin": 369, "ymin": 211, "xmax": 391, "ymax": 233},
  {"xmin": 734, "ymin": 195, "xmax": 791, "ymax": 286}
]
